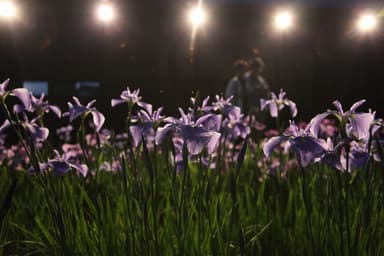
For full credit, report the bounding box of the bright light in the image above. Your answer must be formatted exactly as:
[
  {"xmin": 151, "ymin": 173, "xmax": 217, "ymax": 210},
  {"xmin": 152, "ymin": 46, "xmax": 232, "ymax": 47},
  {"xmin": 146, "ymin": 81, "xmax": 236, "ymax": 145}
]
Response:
[
  {"xmin": 96, "ymin": 3, "xmax": 115, "ymax": 23},
  {"xmin": 357, "ymin": 13, "xmax": 378, "ymax": 33},
  {"xmin": 0, "ymin": 1, "xmax": 17, "ymax": 20},
  {"xmin": 273, "ymin": 10, "xmax": 294, "ymax": 31},
  {"xmin": 189, "ymin": 6, "xmax": 207, "ymax": 27}
]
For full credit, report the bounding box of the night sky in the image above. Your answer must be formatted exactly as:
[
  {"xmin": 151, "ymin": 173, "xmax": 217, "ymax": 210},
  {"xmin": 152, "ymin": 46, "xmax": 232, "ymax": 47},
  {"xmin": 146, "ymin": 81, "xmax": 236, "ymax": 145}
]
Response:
[{"xmin": 1, "ymin": 0, "xmax": 383, "ymax": 127}]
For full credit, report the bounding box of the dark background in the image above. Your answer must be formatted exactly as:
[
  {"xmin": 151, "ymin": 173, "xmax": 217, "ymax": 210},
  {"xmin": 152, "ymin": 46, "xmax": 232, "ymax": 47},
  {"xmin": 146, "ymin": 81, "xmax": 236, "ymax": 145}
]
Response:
[{"xmin": 1, "ymin": 0, "xmax": 383, "ymax": 128}]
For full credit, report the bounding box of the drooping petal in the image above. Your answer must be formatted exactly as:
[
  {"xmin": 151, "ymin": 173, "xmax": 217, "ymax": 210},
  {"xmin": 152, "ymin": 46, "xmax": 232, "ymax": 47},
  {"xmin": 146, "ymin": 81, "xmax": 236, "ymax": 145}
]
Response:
[
  {"xmin": 91, "ymin": 110, "xmax": 105, "ymax": 132},
  {"xmin": 70, "ymin": 163, "xmax": 89, "ymax": 177},
  {"xmin": 49, "ymin": 105, "xmax": 62, "ymax": 118},
  {"xmin": 260, "ymin": 98, "xmax": 268, "ymax": 111},
  {"xmin": 12, "ymin": 88, "xmax": 31, "ymax": 108},
  {"xmin": 288, "ymin": 100, "xmax": 298, "ymax": 117},
  {"xmin": 129, "ymin": 123, "xmax": 154, "ymax": 147},
  {"xmin": 206, "ymin": 130, "xmax": 221, "ymax": 154},
  {"xmin": 263, "ymin": 136, "xmax": 287, "ymax": 158},
  {"xmin": 290, "ymin": 136, "xmax": 328, "ymax": 167},
  {"xmin": 68, "ymin": 105, "xmax": 88, "ymax": 122},
  {"xmin": 269, "ymin": 101, "xmax": 278, "ymax": 118},
  {"xmin": 155, "ymin": 124, "xmax": 176, "ymax": 145},
  {"xmin": 308, "ymin": 112, "xmax": 331, "ymax": 138},
  {"xmin": 111, "ymin": 98, "xmax": 126, "ymax": 107},
  {"xmin": 25, "ymin": 124, "xmax": 49, "ymax": 142},
  {"xmin": 138, "ymin": 101, "xmax": 153, "ymax": 115}
]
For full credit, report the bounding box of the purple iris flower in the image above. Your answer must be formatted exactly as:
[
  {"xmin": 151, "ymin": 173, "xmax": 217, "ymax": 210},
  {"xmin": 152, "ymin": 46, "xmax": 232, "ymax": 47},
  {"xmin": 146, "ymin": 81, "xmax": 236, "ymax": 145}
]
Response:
[
  {"xmin": 211, "ymin": 95, "xmax": 242, "ymax": 118},
  {"xmin": 224, "ymin": 107, "xmax": 250, "ymax": 139},
  {"xmin": 263, "ymin": 121, "xmax": 328, "ymax": 167},
  {"xmin": 211, "ymin": 95, "xmax": 233, "ymax": 111},
  {"xmin": 14, "ymin": 93, "xmax": 61, "ymax": 118},
  {"xmin": 129, "ymin": 106, "xmax": 164, "ymax": 147},
  {"xmin": 29, "ymin": 150, "xmax": 88, "ymax": 177},
  {"xmin": 196, "ymin": 96, "xmax": 213, "ymax": 113},
  {"xmin": 260, "ymin": 89, "xmax": 297, "ymax": 118},
  {"xmin": 64, "ymin": 97, "xmax": 105, "ymax": 132},
  {"xmin": 309, "ymin": 100, "xmax": 375, "ymax": 141},
  {"xmin": 19, "ymin": 114, "xmax": 49, "ymax": 143},
  {"xmin": 111, "ymin": 87, "xmax": 152, "ymax": 114},
  {"xmin": 156, "ymin": 108, "xmax": 221, "ymax": 155},
  {"xmin": 0, "ymin": 79, "xmax": 31, "ymax": 108}
]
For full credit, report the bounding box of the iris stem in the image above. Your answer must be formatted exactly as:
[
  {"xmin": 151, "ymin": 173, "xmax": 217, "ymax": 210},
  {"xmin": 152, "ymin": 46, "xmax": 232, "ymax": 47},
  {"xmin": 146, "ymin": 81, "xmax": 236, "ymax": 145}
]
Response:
[
  {"xmin": 344, "ymin": 147, "xmax": 352, "ymax": 256},
  {"xmin": 299, "ymin": 164, "xmax": 316, "ymax": 256}
]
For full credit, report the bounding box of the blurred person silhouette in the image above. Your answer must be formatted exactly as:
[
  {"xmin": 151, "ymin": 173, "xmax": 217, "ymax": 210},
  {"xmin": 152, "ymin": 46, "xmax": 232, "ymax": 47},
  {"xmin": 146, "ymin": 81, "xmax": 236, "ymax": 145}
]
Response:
[
  {"xmin": 244, "ymin": 49, "xmax": 270, "ymax": 116},
  {"xmin": 225, "ymin": 59, "xmax": 249, "ymax": 111}
]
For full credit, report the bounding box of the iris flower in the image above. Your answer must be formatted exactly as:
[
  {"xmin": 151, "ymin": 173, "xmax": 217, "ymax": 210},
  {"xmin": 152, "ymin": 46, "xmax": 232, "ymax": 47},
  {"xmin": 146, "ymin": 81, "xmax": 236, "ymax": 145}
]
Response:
[
  {"xmin": 129, "ymin": 106, "xmax": 164, "ymax": 147},
  {"xmin": 22, "ymin": 116, "xmax": 50, "ymax": 143},
  {"xmin": 29, "ymin": 150, "xmax": 88, "ymax": 177},
  {"xmin": 111, "ymin": 87, "xmax": 152, "ymax": 114},
  {"xmin": 65, "ymin": 97, "xmax": 105, "ymax": 132},
  {"xmin": 156, "ymin": 108, "xmax": 221, "ymax": 155},
  {"xmin": 0, "ymin": 79, "xmax": 31, "ymax": 108},
  {"xmin": 309, "ymin": 100, "xmax": 375, "ymax": 141},
  {"xmin": 260, "ymin": 89, "xmax": 297, "ymax": 118},
  {"xmin": 14, "ymin": 93, "xmax": 61, "ymax": 118},
  {"xmin": 263, "ymin": 121, "xmax": 328, "ymax": 167}
]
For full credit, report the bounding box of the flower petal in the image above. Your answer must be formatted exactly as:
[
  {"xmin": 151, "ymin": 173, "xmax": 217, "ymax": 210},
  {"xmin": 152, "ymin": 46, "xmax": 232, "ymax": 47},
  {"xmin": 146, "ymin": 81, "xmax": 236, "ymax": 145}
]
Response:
[
  {"xmin": 129, "ymin": 123, "xmax": 153, "ymax": 147},
  {"xmin": 332, "ymin": 100, "xmax": 344, "ymax": 114},
  {"xmin": 348, "ymin": 112, "xmax": 375, "ymax": 140},
  {"xmin": 349, "ymin": 99, "xmax": 366, "ymax": 112},
  {"xmin": 290, "ymin": 136, "xmax": 327, "ymax": 167},
  {"xmin": 111, "ymin": 98, "xmax": 126, "ymax": 107},
  {"xmin": 260, "ymin": 98, "xmax": 268, "ymax": 111},
  {"xmin": 288, "ymin": 100, "xmax": 298, "ymax": 117},
  {"xmin": 180, "ymin": 126, "xmax": 219, "ymax": 155},
  {"xmin": 269, "ymin": 101, "xmax": 278, "ymax": 118},
  {"xmin": 91, "ymin": 110, "xmax": 105, "ymax": 132},
  {"xmin": 0, "ymin": 120, "xmax": 10, "ymax": 134},
  {"xmin": 309, "ymin": 112, "xmax": 331, "ymax": 138},
  {"xmin": 155, "ymin": 124, "xmax": 176, "ymax": 145},
  {"xmin": 0, "ymin": 78, "xmax": 10, "ymax": 94},
  {"xmin": 49, "ymin": 105, "xmax": 62, "ymax": 118},
  {"xmin": 70, "ymin": 163, "xmax": 89, "ymax": 177},
  {"xmin": 138, "ymin": 102, "xmax": 153, "ymax": 115},
  {"xmin": 263, "ymin": 136, "xmax": 286, "ymax": 158},
  {"xmin": 12, "ymin": 88, "xmax": 31, "ymax": 108}
]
